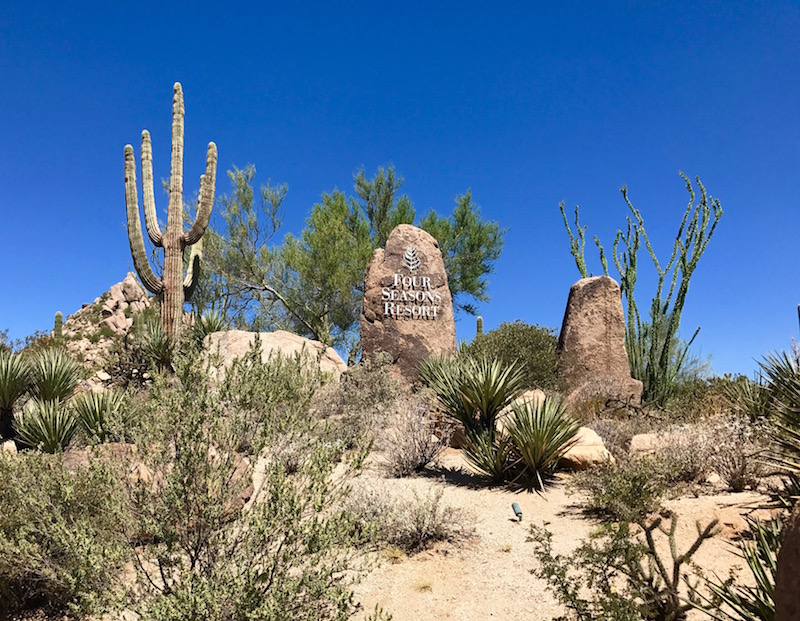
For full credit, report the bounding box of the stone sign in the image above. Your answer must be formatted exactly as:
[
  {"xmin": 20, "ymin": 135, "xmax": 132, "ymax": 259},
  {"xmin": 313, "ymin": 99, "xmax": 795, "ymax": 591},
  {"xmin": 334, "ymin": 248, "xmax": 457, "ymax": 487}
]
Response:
[{"xmin": 361, "ymin": 224, "xmax": 457, "ymax": 381}]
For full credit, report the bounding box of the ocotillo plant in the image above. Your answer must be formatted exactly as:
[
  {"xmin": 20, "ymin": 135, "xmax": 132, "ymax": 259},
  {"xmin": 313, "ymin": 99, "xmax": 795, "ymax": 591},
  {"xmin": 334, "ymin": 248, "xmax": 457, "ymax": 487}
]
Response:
[{"xmin": 124, "ymin": 83, "xmax": 217, "ymax": 337}]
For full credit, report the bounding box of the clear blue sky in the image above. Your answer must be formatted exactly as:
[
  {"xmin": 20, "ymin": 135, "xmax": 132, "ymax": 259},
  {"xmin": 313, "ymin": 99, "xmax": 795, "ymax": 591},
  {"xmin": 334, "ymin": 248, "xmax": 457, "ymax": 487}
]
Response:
[{"xmin": 1, "ymin": 2, "xmax": 798, "ymax": 377}]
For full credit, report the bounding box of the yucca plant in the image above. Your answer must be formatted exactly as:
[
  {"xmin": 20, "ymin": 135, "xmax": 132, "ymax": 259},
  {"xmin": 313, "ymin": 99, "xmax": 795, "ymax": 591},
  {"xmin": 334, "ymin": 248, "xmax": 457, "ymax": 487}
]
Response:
[
  {"xmin": 139, "ymin": 317, "xmax": 175, "ymax": 371},
  {"xmin": 0, "ymin": 351, "xmax": 30, "ymax": 441},
  {"xmin": 189, "ymin": 310, "xmax": 229, "ymax": 349},
  {"xmin": 505, "ymin": 396, "xmax": 580, "ymax": 490},
  {"xmin": 699, "ymin": 517, "xmax": 780, "ymax": 621},
  {"xmin": 72, "ymin": 389, "xmax": 126, "ymax": 443},
  {"xmin": 28, "ymin": 348, "xmax": 80, "ymax": 403},
  {"xmin": 418, "ymin": 356, "xmax": 526, "ymax": 440},
  {"xmin": 14, "ymin": 399, "xmax": 79, "ymax": 453},
  {"xmin": 462, "ymin": 429, "xmax": 516, "ymax": 483},
  {"xmin": 760, "ymin": 352, "xmax": 800, "ymax": 477}
]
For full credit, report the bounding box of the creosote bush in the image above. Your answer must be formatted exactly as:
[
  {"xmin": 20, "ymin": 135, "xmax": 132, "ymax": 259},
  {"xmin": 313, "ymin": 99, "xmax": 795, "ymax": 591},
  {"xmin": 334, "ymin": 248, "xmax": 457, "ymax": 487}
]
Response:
[
  {"xmin": 123, "ymin": 341, "xmax": 375, "ymax": 620},
  {"xmin": 0, "ymin": 452, "xmax": 129, "ymax": 617}
]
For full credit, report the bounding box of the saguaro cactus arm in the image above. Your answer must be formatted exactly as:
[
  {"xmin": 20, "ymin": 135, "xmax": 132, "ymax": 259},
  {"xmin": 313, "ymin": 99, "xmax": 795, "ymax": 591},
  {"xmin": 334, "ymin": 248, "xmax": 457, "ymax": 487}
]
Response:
[
  {"xmin": 140, "ymin": 130, "xmax": 163, "ymax": 247},
  {"xmin": 124, "ymin": 145, "xmax": 164, "ymax": 295},
  {"xmin": 184, "ymin": 142, "xmax": 218, "ymax": 246},
  {"xmin": 183, "ymin": 241, "xmax": 202, "ymax": 301}
]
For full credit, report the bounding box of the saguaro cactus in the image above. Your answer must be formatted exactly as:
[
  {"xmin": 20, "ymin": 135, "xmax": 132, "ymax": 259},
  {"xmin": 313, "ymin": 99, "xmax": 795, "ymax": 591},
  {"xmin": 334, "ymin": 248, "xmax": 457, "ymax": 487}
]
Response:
[
  {"xmin": 124, "ymin": 83, "xmax": 217, "ymax": 337},
  {"xmin": 53, "ymin": 311, "xmax": 63, "ymax": 345}
]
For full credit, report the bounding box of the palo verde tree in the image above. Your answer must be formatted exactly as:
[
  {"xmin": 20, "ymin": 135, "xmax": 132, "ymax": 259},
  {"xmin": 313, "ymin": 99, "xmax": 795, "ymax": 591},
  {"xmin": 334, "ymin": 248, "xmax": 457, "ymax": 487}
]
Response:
[
  {"xmin": 560, "ymin": 173, "xmax": 723, "ymax": 406},
  {"xmin": 124, "ymin": 82, "xmax": 218, "ymax": 337},
  {"xmin": 200, "ymin": 165, "xmax": 504, "ymax": 360}
]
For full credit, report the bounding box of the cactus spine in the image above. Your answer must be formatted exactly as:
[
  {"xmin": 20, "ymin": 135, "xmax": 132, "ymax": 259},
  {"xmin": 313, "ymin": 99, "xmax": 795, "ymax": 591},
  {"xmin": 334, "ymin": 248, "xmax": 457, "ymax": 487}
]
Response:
[
  {"xmin": 53, "ymin": 311, "xmax": 63, "ymax": 344},
  {"xmin": 476, "ymin": 316, "xmax": 483, "ymax": 335},
  {"xmin": 124, "ymin": 83, "xmax": 217, "ymax": 337}
]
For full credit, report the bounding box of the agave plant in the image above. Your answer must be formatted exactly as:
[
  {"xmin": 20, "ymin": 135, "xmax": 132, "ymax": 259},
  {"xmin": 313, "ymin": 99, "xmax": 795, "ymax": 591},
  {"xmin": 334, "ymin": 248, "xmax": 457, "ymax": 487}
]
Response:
[
  {"xmin": 14, "ymin": 399, "xmax": 79, "ymax": 453},
  {"xmin": 505, "ymin": 396, "xmax": 580, "ymax": 490},
  {"xmin": 139, "ymin": 317, "xmax": 175, "ymax": 371},
  {"xmin": 0, "ymin": 351, "xmax": 30, "ymax": 440},
  {"xmin": 462, "ymin": 429, "xmax": 516, "ymax": 483},
  {"xmin": 72, "ymin": 389, "xmax": 126, "ymax": 443},
  {"xmin": 700, "ymin": 517, "xmax": 780, "ymax": 621},
  {"xmin": 28, "ymin": 348, "xmax": 80, "ymax": 403}
]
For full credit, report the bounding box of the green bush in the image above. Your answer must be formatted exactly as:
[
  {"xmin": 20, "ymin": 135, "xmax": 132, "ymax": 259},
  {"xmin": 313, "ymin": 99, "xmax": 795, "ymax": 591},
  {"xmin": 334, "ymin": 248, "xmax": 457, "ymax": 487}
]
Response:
[
  {"xmin": 531, "ymin": 512, "xmax": 718, "ymax": 621},
  {"xmin": 125, "ymin": 342, "xmax": 374, "ymax": 620},
  {"xmin": 0, "ymin": 452, "xmax": 129, "ymax": 616},
  {"xmin": 461, "ymin": 320, "xmax": 558, "ymax": 391},
  {"xmin": 72, "ymin": 389, "xmax": 127, "ymax": 443},
  {"xmin": 570, "ymin": 456, "xmax": 668, "ymax": 522}
]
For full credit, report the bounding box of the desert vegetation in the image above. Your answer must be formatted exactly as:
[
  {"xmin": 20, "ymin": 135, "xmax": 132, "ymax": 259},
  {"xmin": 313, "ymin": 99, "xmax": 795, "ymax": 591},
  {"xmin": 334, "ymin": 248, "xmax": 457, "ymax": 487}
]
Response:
[{"xmin": 2, "ymin": 89, "xmax": 797, "ymax": 621}]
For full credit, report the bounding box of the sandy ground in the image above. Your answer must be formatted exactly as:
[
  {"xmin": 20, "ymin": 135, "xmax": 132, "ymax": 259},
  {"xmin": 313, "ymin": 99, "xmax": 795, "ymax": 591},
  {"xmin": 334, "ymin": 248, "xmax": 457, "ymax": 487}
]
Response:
[{"xmin": 352, "ymin": 448, "xmax": 777, "ymax": 621}]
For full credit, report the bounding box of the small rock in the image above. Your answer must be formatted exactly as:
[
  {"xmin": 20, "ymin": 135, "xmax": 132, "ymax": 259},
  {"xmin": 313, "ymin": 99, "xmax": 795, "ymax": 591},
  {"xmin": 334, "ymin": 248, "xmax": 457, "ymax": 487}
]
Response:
[
  {"xmin": 96, "ymin": 370, "xmax": 112, "ymax": 382},
  {"xmin": 1, "ymin": 440, "xmax": 17, "ymax": 455},
  {"xmin": 630, "ymin": 433, "xmax": 662, "ymax": 454},
  {"xmin": 559, "ymin": 427, "xmax": 615, "ymax": 471},
  {"xmin": 706, "ymin": 472, "xmax": 722, "ymax": 485}
]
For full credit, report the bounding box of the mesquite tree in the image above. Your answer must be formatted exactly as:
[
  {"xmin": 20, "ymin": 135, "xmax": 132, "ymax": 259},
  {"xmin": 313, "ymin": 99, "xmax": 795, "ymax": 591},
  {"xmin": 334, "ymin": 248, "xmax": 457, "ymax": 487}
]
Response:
[
  {"xmin": 124, "ymin": 82, "xmax": 217, "ymax": 337},
  {"xmin": 560, "ymin": 173, "xmax": 723, "ymax": 406}
]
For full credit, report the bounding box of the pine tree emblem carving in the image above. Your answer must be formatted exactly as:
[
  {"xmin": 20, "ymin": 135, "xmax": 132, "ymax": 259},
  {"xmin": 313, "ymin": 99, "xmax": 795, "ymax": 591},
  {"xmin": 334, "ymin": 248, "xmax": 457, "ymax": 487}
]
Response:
[{"xmin": 404, "ymin": 246, "xmax": 420, "ymax": 272}]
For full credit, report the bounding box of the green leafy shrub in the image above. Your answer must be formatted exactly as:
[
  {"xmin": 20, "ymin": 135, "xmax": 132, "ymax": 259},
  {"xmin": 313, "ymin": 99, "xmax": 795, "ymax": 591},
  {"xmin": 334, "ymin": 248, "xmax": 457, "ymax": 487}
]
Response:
[
  {"xmin": 125, "ymin": 342, "xmax": 374, "ymax": 620},
  {"xmin": 461, "ymin": 320, "xmax": 558, "ymax": 391},
  {"xmin": 0, "ymin": 452, "xmax": 129, "ymax": 616},
  {"xmin": 0, "ymin": 350, "xmax": 30, "ymax": 440},
  {"xmin": 28, "ymin": 348, "xmax": 81, "ymax": 403},
  {"xmin": 14, "ymin": 399, "xmax": 79, "ymax": 453}
]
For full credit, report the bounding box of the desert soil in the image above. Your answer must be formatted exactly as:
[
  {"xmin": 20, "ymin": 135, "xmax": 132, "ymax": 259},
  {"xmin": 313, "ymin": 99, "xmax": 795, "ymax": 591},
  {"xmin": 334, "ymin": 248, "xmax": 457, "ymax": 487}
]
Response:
[{"xmin": 352, "ymin": 448, "xmax": 775, "ymax": 621}]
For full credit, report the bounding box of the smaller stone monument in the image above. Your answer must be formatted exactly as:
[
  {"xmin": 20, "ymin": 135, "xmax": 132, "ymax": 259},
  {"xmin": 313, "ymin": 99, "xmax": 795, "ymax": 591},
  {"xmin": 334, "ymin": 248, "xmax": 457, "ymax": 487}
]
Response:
[
  {"xmin": 361, "ymin": 224, "xmax": 457, "ymax": 381},
  {"xmin": 556, "ymin": 276, "xmax": 643, "ymax": 406}
]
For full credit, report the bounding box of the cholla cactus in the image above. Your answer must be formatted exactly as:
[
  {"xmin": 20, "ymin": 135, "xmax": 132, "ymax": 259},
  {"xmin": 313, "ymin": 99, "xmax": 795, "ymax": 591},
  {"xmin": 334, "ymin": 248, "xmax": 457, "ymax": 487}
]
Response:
[{"xmin": 124, "ymin": 83, "xmax": 217, "ymax": 337}]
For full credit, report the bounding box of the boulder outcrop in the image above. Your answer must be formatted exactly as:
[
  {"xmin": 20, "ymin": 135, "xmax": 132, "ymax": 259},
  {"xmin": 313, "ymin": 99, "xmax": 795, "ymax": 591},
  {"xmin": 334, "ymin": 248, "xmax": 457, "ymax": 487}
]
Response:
[
  {"xmin": 203, "ymin": 329, "xmax": 347, "ymax": 380},
  {"xmin": 556, "ymin": 276, "xmax": 643, "ymax": 406}
]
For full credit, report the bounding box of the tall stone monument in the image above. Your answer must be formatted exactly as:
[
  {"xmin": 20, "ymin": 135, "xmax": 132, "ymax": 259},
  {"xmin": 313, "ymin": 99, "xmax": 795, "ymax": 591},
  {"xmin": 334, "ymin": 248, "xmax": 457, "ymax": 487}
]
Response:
[
  {"xmin": 361, "ymin": 224, "xmax": 457, "ymax": 381},
  {"xmin": 557, "ymin": 276, "xmax": 643, "ymax": 406}
]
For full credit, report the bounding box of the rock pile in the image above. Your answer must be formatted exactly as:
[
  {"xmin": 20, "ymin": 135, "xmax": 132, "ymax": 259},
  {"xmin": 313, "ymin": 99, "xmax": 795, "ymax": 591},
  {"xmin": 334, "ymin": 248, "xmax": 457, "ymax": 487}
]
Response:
[{"xmin": 61, "ymin": 273, "xmax": 152, "ymax": 386}]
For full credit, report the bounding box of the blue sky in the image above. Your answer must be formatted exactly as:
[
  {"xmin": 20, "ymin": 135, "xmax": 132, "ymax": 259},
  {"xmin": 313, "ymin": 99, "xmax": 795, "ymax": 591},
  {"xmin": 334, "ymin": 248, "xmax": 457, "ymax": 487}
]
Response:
[{"xmin": 1, "ymin": 2, "xmax": 798, "ymax": 377}]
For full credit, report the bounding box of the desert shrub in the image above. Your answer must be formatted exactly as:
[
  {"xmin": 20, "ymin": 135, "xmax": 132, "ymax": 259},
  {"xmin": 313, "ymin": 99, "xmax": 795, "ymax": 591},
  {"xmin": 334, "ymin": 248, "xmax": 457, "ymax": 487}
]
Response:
[
  {"xmin": 189, "ymin": 309, "xmax": 229, "ymax": 349},
  {"xmin": 0, "ymin": 350, "xmax": 30, "ymax": 440},
  {"xmin": 570, "ymin": 456, "xmax": 668, "ymax": 522},
  {"xmin": 314, "ymin": 352, "xmax": 403, "ymax": 448},
  {"xmin": 460, "ymin": 320, "xmax": 559, "ymax": 390},
  {"xmin": 14, "ymin": 399, "xmax": 79, "ymax": 453},
  {"xmin": 707, "ymin": 415, "xmax": 767, "ymax": 492},
  {"xmin": 27, "ymin": 347, "xmax": 81, "ymax": 402},
  {"xmin": 345, "ymin": 485, "xmax": 473, "ymax": 553},
  {"xmin": 531, "ymin": 511, "xmax": 718, "ymax": 621},
  {"xmin": 381, "ymin": 394, "xmax": 452, "ymax": 477},
  {"xmin": 0, "ymin": 452, "xmax": 129, "ymax": 616},
  {"xmin": 418, "ymin": 355, "xmax": 526, "ymax": 439},
  {"xmin": 125, "ymin": 343, "xmax": 373, "ymax": 620},
  {"xmin": 72, "ymin": 388, "xmax": 128, "ymax": 443},
  {"xmin": 588, "ymin": 416, "xmax": 655, "ymax": 461}
]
